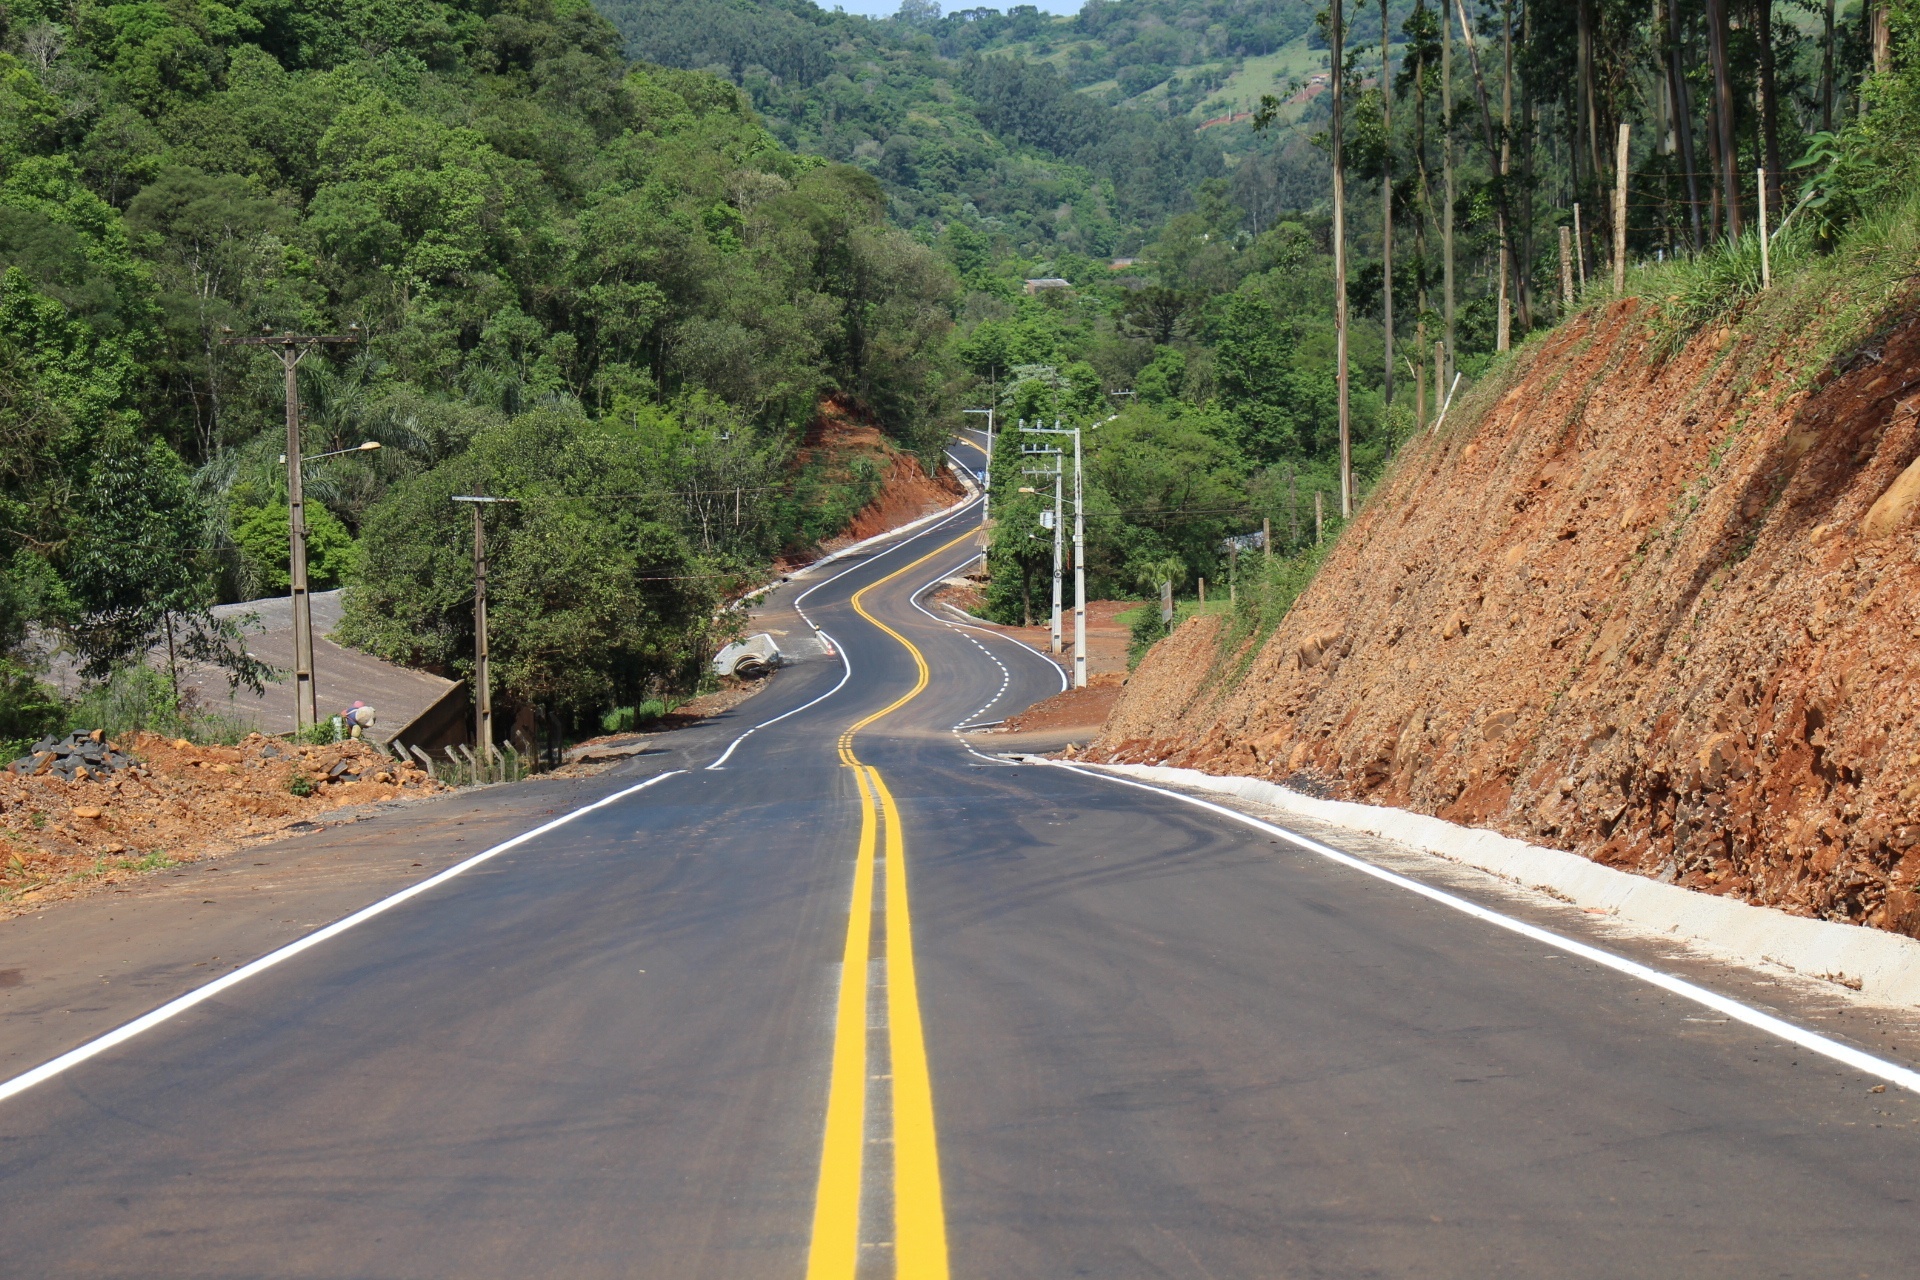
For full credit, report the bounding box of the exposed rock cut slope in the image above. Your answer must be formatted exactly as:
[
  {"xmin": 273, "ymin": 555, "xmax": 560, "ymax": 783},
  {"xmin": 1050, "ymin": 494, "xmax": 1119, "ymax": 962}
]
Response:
[{"xmin": 1102, "ymin": 298, "xmax": 1920, "ymax": 936}]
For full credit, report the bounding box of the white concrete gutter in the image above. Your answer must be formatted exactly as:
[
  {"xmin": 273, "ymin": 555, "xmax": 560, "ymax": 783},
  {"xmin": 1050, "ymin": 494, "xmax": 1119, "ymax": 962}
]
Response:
[{"xmin": 1092, "ymin": 763, "xmax": 1920, "ymax": 1008}]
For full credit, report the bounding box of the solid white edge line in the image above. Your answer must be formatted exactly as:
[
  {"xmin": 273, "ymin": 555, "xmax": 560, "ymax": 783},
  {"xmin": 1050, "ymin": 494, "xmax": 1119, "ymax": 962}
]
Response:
[
  {"xmin": 716, "ymin": 495, "xmax": 985, "ymax": 774},
  {"xmin": 793, "ymin": 497, "xmax": 983, "ymax": 630},
  {"xmin": 787, "ymin": 491, "xmax": 980, "ymax": 585},
  {"xmin": 897, "ymin": 550, "xmax": 1041, "ymax": 767},
  {"xmin": 1045, "ymin": 759, "xmax": 1920, "ymax": 1096},
  {"xmin": 705, "ymin": 631, "xmax": 854, "ymax": 770},
  {"xmin": 0, "ymin": 769, "xmax": 688, "ymax": 1108},
  {"xmin": 0, "ymin": 480, "xmax": 988, "ymax": 1106}
]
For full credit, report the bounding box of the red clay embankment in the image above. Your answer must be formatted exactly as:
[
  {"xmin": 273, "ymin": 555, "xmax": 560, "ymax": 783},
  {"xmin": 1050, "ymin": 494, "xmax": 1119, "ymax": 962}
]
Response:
[{"xmin": 1102, "ymin": 297, "xmax": 1920, "ymax": 936}]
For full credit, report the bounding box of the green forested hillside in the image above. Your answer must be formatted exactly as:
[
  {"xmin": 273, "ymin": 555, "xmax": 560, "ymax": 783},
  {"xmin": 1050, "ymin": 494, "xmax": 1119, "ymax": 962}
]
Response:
[
  {"xmin": 595, "ymin": 0, "xmax": 1247, "ymax": 251},
  {"xmin": 0, "ymin": 0, "xmax": 952, "ymax": 743}
]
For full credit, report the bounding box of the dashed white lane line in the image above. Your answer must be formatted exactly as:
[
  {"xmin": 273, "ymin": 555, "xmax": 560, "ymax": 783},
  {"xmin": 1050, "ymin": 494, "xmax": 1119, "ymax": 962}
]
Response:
[{"xmin": 904, "ymin": 553, "xmax": 1051, "ymax": 767}]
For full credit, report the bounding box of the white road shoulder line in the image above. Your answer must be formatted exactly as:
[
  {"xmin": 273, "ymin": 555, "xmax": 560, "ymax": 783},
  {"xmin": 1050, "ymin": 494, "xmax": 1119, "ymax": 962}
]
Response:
[
  {"xmin": 0, "ymin": 769, "xmax": 688, "ymax": 1107},
  {"xmin": 705, "ymin": 631, "xmax": 853, "ymax": 770},
  {"xmin": 1047, "ymin": 759, "xmax": 1920, "ymax": 1096}
]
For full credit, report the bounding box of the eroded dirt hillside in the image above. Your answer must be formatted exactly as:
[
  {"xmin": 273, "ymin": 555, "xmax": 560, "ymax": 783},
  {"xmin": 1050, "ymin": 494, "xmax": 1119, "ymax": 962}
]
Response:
[{"xmin": 1102, "ymin": 298, "xmax": 1920, "ymax": 935}]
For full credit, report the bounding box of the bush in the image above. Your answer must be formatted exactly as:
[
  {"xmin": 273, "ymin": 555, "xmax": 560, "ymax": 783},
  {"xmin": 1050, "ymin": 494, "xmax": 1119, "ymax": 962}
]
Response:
[
  {"xmin": 0, "ymin": 661, "xmax": 66, "ymax": 756},
  {"xmin": 600, "ymin": 698, "xmax": 670, "ymax": 733},
  {"xmin": 65, "ymin": 665, "xmax": 254, "ymax": 745},
  {"xmin": 1127, "ymin": 608, "xmax": 1169, "ymax": 668}
]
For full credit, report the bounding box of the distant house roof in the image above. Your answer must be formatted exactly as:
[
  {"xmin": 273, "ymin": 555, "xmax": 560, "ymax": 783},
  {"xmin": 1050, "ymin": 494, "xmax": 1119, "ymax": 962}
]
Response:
[
  {"xmin": 1108, "ymin": 258, "xmax": 1139, "ymax": 269},
  {"xmin": 1023, "ymin": 277, "xmax": 1073, "ymax": 294}
]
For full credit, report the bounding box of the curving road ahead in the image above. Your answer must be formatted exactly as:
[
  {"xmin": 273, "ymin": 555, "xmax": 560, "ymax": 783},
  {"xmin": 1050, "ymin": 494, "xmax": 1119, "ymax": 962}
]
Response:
[{"xmin": 3, "ymin": 468, "xmax": 1920, "ymax": 1278}]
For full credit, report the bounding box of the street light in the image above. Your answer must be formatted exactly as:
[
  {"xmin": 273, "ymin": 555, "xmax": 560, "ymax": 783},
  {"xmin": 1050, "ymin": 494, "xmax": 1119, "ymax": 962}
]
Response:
[{"xmin": 279, "ymin": 440, "xmax": 382, "ymax": 465}]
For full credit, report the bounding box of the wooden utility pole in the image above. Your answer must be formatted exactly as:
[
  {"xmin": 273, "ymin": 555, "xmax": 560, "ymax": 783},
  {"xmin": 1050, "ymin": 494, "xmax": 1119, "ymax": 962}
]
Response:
[
  {"xmin": 1758, "ymin": 166, "xmax": 1772, "ymax": 288},
  {"xmin": 1263, "ymin": 516, "xmax": 1273, "ymax": 563},
  {"xmin": 1380, "ymin": 0, "xmax": 1394, "ymax": 413},
  {"xmin": 452, "ymin": 496, "xmax": 509, "ymax": 773},
  {"xmin": 1315, "ymin": 491, "xmax": 1325, "ymax": 545},
  {"xmin": 472, "ymin": 504, "xmax": 489, "ymax": 771},
  {"xmin": 1433, "ymin": 339, "xmax": 1445, "ymax": 429},
  {"xmin": 1559, "ymin": 225, "xmax": 1574, "ymax": 305},
  {"xmin": 220, "ymin": 324, "xmax": 359, "ymax": 734},
  {"xmin": 1332, "ymin": 0, "xmax": 1352, "ymax": 518},
  {"xmin": 1573, "ymin": 203, "xmax": 1587, "ymax": 289},
  {"xmin": 1613, "ymin": 122, "xmax": 1629, "ymax": 294}
]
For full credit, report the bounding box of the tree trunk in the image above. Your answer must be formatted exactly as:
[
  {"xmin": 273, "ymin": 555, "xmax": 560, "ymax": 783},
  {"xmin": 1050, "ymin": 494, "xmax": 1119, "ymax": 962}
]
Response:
[
  {"xmin": 1452, "ymin": 0, "xmax": 1525, "ymax": 338},
  {"xmin": 1333, "ymin": 0, "xmax": 1352, "ymax": 517},
  {"xmin": 1668, "ymin": 0, "xmax": 1704, "ymax": 249},
  {"xmin": 1821, "ymin": 0, "xmax": 1835, "ymax": 132},
  {"xmin": 1441, "ymin": 0, "xmax": 1455, "ymax": 376},
  {"xmin": 1381, "ymin": 0, "xmax": 1394, "ymax": 411},
  {"xmin": 1499, "ymin": 0, "xmax": 1516, "ymax": 343},
  {"xmin": 1873, "ymin": 1, "xmax": 1891, "ymax": 77},
  {"xmin": 1757, "ymin": 0, "xmax": 1782, "ymax": 219},
  {"xmin": 1413, "ymin": 0, "xmax": 1431, "ymax": 327},
  {"xmin": 1577, "ymin": 0, "xmax": 1596, "ymax": 186},
  {"xmin": 1706, "ymin": 0, "xmax": 1742, "ymax": 238}
]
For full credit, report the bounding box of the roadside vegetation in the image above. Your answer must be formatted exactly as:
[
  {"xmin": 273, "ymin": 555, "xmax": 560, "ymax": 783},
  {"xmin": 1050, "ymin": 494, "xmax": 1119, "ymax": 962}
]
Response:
[
  {"xmin": 0, "ymin": 0, "xmax": 953, "ymax": 749},
  {"xmin": 5, "ymin": 0, "xmax": 1919, "ymax": 757}
]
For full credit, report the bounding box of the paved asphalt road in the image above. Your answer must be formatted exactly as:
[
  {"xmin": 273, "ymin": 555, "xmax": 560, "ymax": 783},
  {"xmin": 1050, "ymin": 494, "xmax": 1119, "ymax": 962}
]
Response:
[{"xmin": 4, "ymin": 445, "xmax": 1920, "ymax": 1278}]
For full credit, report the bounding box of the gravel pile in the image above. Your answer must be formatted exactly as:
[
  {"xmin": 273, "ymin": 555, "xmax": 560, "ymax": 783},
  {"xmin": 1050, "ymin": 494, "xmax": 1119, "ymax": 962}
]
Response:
[{"xmin": 9, "ymin": 731, "xmax": 137, "ymax": 781}]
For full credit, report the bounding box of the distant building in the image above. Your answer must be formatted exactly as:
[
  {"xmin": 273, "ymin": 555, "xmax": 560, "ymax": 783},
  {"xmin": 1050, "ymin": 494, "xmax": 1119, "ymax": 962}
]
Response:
[
  {"xmin": 1023, "ymin": 277, "xmax": 1073, "ymax": 294},
  {"xmin": 1108, "ymin": 258, "xmax": 1139, "ymax": 270}
]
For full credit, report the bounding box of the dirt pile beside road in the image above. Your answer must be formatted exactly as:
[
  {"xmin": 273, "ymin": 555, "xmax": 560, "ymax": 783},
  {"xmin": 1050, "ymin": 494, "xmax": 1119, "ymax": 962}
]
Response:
[
  {"xmin": 0, "ymin": 733, "xmax": 443, "ymax": 912},
  {"xmin": 1103, "ymin": 296, "xmax": 1920, "ymax": 937},
  {"xmin": 788, "ymin": 398, "xmax": 964, "ymax": 565}
]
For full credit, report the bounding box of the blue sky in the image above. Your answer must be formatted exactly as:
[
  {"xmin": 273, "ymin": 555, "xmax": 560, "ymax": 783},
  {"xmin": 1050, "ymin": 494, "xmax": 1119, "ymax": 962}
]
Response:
[{"xmin": 827, "ymin": 0, "xmax": 1085, "ymax": 17}]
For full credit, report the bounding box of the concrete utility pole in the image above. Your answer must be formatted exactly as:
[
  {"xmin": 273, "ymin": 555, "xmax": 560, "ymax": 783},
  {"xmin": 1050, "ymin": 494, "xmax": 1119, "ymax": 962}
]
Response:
[
  {"xmin": 221, "ymin": 324, "xmax": 359, "ymax": 733},
  {"xmin": 962, "ymin": 405, "xmax": 995, "ymax": 510},
  {"xmin": 1017, "ymin": 428, "xmax": 1065, "ymax": 654},
  {"xmin": 452, "ymin": 497, "xmax": 510, "ymax": 774},
  {"xmin": 1021, "ymin": 421, "xmax": 1085, "ymax": 685}
]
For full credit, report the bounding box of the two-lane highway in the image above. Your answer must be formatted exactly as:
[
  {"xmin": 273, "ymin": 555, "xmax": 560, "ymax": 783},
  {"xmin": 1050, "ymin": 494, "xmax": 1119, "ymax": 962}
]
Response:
[{"xmin": 4, "ymin": 488, "xmax": 1920, "ymax": 1277}]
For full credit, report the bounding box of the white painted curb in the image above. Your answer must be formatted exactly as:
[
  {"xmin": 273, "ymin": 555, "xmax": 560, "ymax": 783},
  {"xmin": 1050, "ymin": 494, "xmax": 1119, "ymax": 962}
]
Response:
[
  {"xmin": 791, "ymin": 492, "xmax": 976, "ymax": 578},
  {"xmin": 1093, "ymin": 763, "xmax": 1920, "ymax": 1007}
]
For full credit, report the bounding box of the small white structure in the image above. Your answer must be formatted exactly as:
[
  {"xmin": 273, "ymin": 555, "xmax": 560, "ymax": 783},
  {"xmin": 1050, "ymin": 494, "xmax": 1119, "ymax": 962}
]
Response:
[{"xmin": 712, "ymin": 633, "xmax": 784, "ymax": 678}]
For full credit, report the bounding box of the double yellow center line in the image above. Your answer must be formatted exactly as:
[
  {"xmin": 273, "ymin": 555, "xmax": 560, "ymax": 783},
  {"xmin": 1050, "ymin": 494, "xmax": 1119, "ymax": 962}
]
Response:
[{"xmin": 807, "ymin": 527, "xmax": 979, "ymax": 1280}]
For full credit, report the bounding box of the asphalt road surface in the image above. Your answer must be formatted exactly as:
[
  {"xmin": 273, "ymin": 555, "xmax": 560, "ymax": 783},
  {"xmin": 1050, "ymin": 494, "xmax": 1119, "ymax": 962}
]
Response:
[{"xmin": 4, "ymin": 470, "xmax": 1920, "ymax": 1279}]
